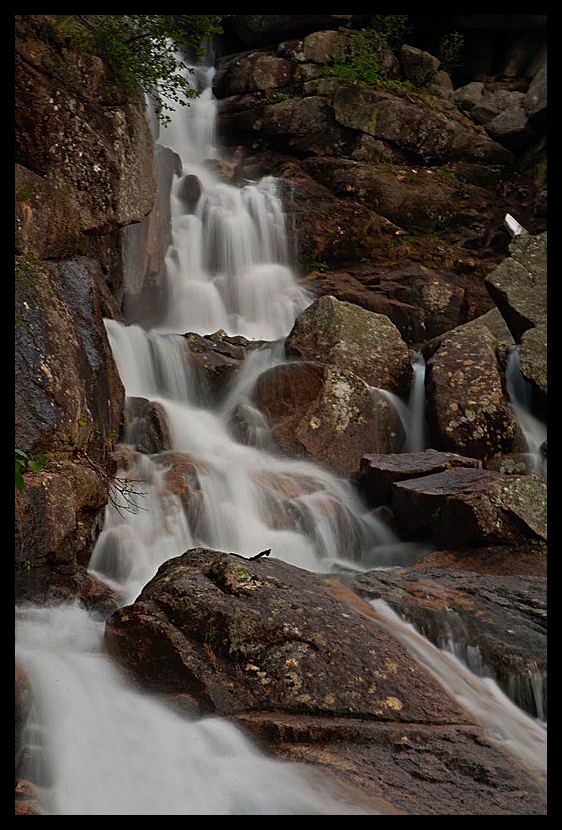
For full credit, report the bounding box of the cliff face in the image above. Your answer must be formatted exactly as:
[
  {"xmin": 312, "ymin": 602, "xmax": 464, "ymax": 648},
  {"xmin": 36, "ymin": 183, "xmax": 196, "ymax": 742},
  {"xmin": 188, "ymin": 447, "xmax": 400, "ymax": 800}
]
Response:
[{"xmin": 15, "ymin": 15, "xmax": 155, "ymax": 606}]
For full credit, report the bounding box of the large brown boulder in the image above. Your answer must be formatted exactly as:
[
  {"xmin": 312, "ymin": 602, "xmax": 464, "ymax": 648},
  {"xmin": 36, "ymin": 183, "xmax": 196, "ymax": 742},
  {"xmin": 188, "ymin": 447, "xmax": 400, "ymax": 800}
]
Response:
[
  {"xmin": 104, "ymin": 547, "xmax": 547, "ymax": 814},
  {"xmin": 255, "ymin": 361, "xmax": 403, "ymax": 476},
  {"xmin": 105, "ymin": 547, "xmax": 465, "ymax": 721},
  {"xmin": 425, "ymin": 324, "xmax": 518, "ymax": 460},
  {"xmin": 285, "ymin": 294, "xmax": 412, "ymax": 396}
]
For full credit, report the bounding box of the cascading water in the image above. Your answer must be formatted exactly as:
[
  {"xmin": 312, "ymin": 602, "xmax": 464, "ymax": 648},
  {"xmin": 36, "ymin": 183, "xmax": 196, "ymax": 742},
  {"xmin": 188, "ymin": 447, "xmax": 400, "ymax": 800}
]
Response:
[
  {"xmin": 15, "ymin": 59, "xmax": 546, "ymax": 814},
  {"xmin": 370, "ymin": 600, "xmax": 547, "ymax": 796},
  {"xmin": 505, "ymin": 345, "xmax": 547, "ymax": 478}
]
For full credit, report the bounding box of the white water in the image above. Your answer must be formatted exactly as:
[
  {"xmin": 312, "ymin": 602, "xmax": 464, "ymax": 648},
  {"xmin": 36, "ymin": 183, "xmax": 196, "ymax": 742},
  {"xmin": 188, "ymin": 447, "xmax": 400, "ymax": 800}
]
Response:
[
  {"xmin": 15, "ymin": 60, "xmax": 546, "ymax": 814},
  {"xmin": 505, "ymin": 346, "xmax": 547, "ymax": 478},
  {"xmin": 15, "ymin": 604, "xmax": 372, "ymax": 815}
]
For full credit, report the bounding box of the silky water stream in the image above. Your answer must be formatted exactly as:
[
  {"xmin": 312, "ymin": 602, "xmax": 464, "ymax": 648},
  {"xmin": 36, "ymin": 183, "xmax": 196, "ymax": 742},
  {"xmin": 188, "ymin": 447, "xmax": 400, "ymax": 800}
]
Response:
[{"xmin": 16, "ymin": 63, "xmax": 546, "ymax": 814}]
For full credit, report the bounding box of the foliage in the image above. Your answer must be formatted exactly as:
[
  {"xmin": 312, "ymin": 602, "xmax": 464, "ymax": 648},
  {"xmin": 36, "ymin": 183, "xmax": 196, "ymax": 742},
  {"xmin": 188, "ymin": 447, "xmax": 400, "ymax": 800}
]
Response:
[
  {"xmin": 15, "ymin": 449, "xmax": 50, "ymax": 492},
  {"xmin": 46, "ymin": 15, "xmax": 229, "ymax": 123},
  {"xmin": 329, "ymin": 16, "xmax": 411, "ymax": 88},
  {"xmin": 369, "ymin": 15, "xmax": 411, "ymax": 50},
  {"xmin": 437, "ymin": 31, "xmax": 464, "ymax": 73}
]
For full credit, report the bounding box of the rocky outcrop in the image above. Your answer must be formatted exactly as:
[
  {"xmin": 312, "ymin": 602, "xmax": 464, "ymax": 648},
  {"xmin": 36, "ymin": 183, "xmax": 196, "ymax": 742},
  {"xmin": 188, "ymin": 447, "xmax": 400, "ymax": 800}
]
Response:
[
  {"xmin": 485, "ymin": 231, "xmax": 547, "ymax": 341},
  {"xmin": 15, "ymin": 16, "xmax": 156, "ymax": 605},
  {"xmin": 15, "ymin": 255, "xmax": 125, "ymax": 605},
  {"xmin": 104, "ymin": 547, "xmax": 547, "ymax": 814},
  {"xmin": 356, "ymin": 449, "xmax": 546, "ymax": 552},
  {"xmin": 15, "ymin": 17, "xmax": 155, "ymax": 235}
]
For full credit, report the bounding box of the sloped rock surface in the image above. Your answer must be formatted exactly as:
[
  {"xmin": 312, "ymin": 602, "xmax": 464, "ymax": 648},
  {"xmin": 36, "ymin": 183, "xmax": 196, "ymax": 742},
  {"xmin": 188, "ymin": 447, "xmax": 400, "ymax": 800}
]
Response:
[{"xmin": 352, "ymin": 567, "xmax": 546, "ymax": 720}]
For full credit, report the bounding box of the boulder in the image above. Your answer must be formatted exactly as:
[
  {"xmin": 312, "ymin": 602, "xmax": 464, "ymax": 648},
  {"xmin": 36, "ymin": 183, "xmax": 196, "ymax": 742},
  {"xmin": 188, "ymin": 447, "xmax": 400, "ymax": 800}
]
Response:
[
  {"xmin": 254, "ymin": 361, "xmax": 403, "ymax": 477},
  {"xmin": 285, "ymin": 295, "xmax": 412, "ymax": 397},
  {"xmin": 105, "ymin": 547, "xmax": 466, "ymax": 720},
  {"xmin": 390, "ymin": 467, "xmax": 547, "ymax": 548},
  {"xmin": 213, "ymin": 51, "xmax": 296, "ymax": 98},
  {"xmin": 121, "ymin": 144, "xmax": 182, "ymax": 325},
  {"xmin": 104, "ymin": 547, "xmax": 547, "ymax": 814},
  {"xmin": 425, "ymin": 324, "xmax": 518, "ymax": 460},
  {"xmin": 485, "ymin": 231, "xmax": 547, "ymax": 342},
  {"xmin": 399, "ymin": 44, "xmax": 441, "ymax": 87},
  {"xmin": 357, "ymin": 449, "xmax": 481, "ymax": 507},
  {"xmin": 352, "ymin": 567, "xmax": 546, "ymax": 720}
]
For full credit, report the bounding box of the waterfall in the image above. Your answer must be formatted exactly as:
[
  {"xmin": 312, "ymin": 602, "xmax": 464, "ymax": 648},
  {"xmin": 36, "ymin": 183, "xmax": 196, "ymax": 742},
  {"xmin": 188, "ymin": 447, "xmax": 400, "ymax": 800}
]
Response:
[
  {"xmin": 370, "ymin": 351, "xmax": 428, "ymax": 453},
  {"xmin": 15, "ymin": 59, "xmax": 546, "ymax": 815},
  {"xmin": 505, "ymin": 346, "xmax": 547, "ymax": 478}
]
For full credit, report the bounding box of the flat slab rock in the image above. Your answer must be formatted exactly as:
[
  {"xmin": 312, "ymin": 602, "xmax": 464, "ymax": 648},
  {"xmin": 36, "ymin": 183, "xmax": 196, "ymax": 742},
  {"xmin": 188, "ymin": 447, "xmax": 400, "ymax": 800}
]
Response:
[
  {"xmin": 357, "ymin": 449, "xmax": 481, "ymax": 505},
  {"xmin": 104, "ymin": 548, "xmax": 546, "ymax": 814}
]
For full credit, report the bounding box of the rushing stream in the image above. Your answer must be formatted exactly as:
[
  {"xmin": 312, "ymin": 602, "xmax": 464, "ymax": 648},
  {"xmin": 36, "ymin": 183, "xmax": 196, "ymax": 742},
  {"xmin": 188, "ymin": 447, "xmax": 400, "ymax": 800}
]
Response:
[{"xmin": 15, "ymin": 61, "xmax": 546, "ymax": 814}]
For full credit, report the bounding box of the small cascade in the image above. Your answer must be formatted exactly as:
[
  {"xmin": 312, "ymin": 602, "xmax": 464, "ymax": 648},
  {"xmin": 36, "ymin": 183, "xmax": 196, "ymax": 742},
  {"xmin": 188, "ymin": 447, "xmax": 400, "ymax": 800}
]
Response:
[
  {"xmin": 402, "ymin": 351, "xmax": 428, "ymax": 452},
  {"xmin": 370, "ymin": 599, "xmax": 547, "ymax": 794},
  {"xmin": 505, "ymin": 346, "xmax": 547, "ymax": 477},
  {"xmin": 370, "ymin": 351, "xmax": 428, "ymax": 453}
]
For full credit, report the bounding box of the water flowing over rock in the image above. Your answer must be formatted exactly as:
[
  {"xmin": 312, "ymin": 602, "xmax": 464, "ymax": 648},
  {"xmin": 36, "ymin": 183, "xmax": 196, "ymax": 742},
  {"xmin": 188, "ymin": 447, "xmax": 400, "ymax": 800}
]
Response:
[
  {"xmin": 104, "ymin": 547, "xmax": 547, "ymax": 814},
  {"xmin": 15, "ymin": 15, "xmax": 547, "ymax": 815},
  {"xmin": 352, "ymin": 568, "xmax": 546, "ymax": 720}
]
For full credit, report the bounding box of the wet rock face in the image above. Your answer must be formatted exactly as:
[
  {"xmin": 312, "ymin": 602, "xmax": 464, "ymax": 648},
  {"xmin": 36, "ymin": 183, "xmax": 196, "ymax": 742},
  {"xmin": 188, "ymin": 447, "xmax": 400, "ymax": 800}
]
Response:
[
  {"xmin": 105, "ymin": 548, "xmax": 466, "ymax": 722},
  {"xmin": 352, "ymin": 567, "xmax": 547, "ymax": 720}
]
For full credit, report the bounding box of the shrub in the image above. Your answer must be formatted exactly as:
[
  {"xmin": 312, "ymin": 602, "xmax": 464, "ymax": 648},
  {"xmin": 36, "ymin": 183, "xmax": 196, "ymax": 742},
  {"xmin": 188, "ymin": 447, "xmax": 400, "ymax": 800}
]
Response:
[{"xmin": 46, "ymin": 15, "xmax": 229, "ymax": 122}]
